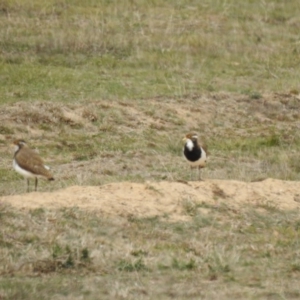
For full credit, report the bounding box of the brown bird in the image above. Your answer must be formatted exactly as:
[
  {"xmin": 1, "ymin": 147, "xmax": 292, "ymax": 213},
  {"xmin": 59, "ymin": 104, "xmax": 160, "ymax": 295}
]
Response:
[
  {"xmin": 13, "ymin": 139, "xmax": 54, "ymax": 192},
  {"xmin": 183, "ymin": 133, "xmax": 207, "ymax": 180}
]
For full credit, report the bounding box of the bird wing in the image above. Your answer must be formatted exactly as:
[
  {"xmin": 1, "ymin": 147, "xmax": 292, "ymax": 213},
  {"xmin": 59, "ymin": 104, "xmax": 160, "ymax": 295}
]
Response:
[
  {"xmin": 16, "ymin": 147, "xmax": 54, "ymax": 179},
  {"xmin": 200, "ymin": 143, "xmax": 208, "ymax": 155}
]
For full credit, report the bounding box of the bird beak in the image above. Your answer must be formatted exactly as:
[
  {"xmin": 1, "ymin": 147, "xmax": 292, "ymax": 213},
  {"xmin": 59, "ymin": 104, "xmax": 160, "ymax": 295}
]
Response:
[{"xmin": 182, "ymin": 137, "xmax": 187, "ymax": 142}]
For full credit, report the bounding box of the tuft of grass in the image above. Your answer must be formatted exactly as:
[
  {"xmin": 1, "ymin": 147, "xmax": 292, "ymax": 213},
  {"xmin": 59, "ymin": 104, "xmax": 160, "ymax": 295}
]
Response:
[
  {"xmin": 117, "ymin": 258, "xmax": 148, "ymax": 272},
  {"xmin": 182, "ymin": 197, "xmax": 198, "ymax": 216},
  {"xmin": 171, "ymin": 257, "xmax": 197, "ymax": 271}
]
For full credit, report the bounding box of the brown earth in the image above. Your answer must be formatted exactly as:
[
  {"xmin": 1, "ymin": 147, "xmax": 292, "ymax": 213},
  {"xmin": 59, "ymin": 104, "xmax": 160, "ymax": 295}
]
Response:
[
  {"xmin": 1, "ymin": 179, "xmax": 300, "ymax": 221},
  {"xmin": 1, "ymin": 92, "xmax": 300, "ymax": 218}
]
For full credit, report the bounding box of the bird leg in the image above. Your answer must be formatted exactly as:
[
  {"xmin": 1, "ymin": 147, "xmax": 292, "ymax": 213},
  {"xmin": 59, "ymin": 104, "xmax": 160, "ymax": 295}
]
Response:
[
  {"xmin": 27, "ymin": 179, "xmax": 30, "ymax": 193},
  {"xmin": 190, "ymin": 166, "xmax": 193, "ymax": 181},
  {"xmin": 198, "ymin": 166, "xmax": 203, "ymax": 181},
  {"xmin": 35, "ymin": 178, "xmax": 38, "ymax": 192}
]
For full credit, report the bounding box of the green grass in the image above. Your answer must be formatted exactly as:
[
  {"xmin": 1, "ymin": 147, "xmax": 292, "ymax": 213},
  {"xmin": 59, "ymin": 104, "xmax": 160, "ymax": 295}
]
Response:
[{"xmin": 1, "ymin": 0, "xmax": 300, "ymax": 104}]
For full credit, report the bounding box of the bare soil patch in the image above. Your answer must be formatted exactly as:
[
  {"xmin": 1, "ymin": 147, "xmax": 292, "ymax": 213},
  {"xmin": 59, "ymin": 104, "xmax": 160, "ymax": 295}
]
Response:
[{"xmin": 1, "ymin": 179, "xmax": 299, "ymax": 221}]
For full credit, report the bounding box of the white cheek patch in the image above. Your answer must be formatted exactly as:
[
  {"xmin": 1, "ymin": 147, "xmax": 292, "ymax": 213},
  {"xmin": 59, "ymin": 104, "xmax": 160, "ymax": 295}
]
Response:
[
  {"xmin": 14, "ymin": 145, "xmax": 19, "ymax": 153},
  {"xmin": 186, "ymin": 139, "xmax": 194, "ymax": 151}
]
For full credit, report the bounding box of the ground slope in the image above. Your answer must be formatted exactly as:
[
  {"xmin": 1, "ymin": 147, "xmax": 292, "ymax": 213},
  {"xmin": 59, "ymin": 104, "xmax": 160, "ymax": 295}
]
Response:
[{"xmin": 2, "ymin": 179, "xmax": 299, "ymax": 221}]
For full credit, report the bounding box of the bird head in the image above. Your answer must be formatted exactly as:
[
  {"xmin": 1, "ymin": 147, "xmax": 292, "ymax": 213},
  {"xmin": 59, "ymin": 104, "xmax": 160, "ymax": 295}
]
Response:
[
  {"xmin": 12, "ymin": 139, "xmax": 27, "ymax": 152},
  {"xmin": 182, "ymin": 133, "xmax": 198, "ymax": 142}
]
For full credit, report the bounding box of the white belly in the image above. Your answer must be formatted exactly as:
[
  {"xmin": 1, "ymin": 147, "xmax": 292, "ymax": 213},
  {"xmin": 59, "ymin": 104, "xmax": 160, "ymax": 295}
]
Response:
[{"xmin": 13, "ymin": 159, "xmax": 36, "ymax": 179}]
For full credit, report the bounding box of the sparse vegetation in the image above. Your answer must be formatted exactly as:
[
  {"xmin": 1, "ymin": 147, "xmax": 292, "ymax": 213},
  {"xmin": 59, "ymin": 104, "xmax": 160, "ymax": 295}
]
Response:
[
  {"xmin": 1, "ymin": 0, "xmax": 300, "ymax": 298},
  {"xmin": 0, "ymin": 204, "xmax": 299, "ymax": 299}
]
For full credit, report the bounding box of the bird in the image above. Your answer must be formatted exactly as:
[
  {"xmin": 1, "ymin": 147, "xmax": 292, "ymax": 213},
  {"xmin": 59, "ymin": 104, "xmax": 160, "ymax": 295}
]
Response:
[
  {"xmin": 182, "ymin": 133, "xmax": 207, "ymax": 180},
  {"xmin": 12, "ymin": 139, "xmax": 54, "ymax": 192}
]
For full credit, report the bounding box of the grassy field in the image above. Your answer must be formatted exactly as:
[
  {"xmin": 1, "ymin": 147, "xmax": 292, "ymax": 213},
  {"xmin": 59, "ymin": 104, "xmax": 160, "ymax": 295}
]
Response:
[
  {"xmin": 1, "ymin": 202, "xmax": 300, "ymax": 299},
  {"xmin": 1, "ymin": 0, "xmax": 300, "ymax": 299},
  {"xmin": 1, "ymin": 0, "xmax": 300, "ymax": 104}
]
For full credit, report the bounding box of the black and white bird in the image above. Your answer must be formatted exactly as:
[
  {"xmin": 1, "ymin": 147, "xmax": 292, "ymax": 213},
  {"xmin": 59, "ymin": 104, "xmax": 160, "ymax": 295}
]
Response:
[
  {"xmin": 183, "ymin": 133, "xmax": 207, "ymax": 180},
  {"xmin": 13, "ymin": 139, "xmax": 54, "ymax": 192}
]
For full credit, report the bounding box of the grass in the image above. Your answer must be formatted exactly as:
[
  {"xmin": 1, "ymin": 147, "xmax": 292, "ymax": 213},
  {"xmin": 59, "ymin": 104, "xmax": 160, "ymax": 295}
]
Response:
[
  {"xmin": 1, "ymin": 0, "xmax": 300, "ymax": 298},
  {"xmin": 2, "ymin": 93, "xmax": 300, "ymax": 195},
  {"xmin": 0, "ymin": 204, "xmax": 300, "ymax": 299},
  {"xmin": 1, "ymin": 0, "xmax": 300, "ymax": 104}
]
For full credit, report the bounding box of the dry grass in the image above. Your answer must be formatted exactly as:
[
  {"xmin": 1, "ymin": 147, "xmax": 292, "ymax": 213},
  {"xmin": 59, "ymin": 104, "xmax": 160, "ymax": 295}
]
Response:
[
  {"xmin": 0, "ymin": 96, "xmax": 299, "ymax": 300},
  {"xmin": 1, "ymin": 0, "xmax": 300, "ymax": 298},
  {"xmin": 1, "ymin": 92, "xmax": 300, "ymax": 196},
  {"xmin": 0, "ymin": 203, "xmax": 300, "ymax": 299}
]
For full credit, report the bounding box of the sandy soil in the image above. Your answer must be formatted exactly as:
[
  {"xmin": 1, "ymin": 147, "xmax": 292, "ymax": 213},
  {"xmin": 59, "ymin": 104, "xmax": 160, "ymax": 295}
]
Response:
[{"xmin": 1, "ymin": 179, "xmax": 299, "ymax": 221}]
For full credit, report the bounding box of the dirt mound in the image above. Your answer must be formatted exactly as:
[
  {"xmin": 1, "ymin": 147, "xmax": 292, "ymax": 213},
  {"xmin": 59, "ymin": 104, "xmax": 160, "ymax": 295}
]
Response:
[{"xmin": 1, "ymin": 179, "xmax": 299, "ymax": 221}]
